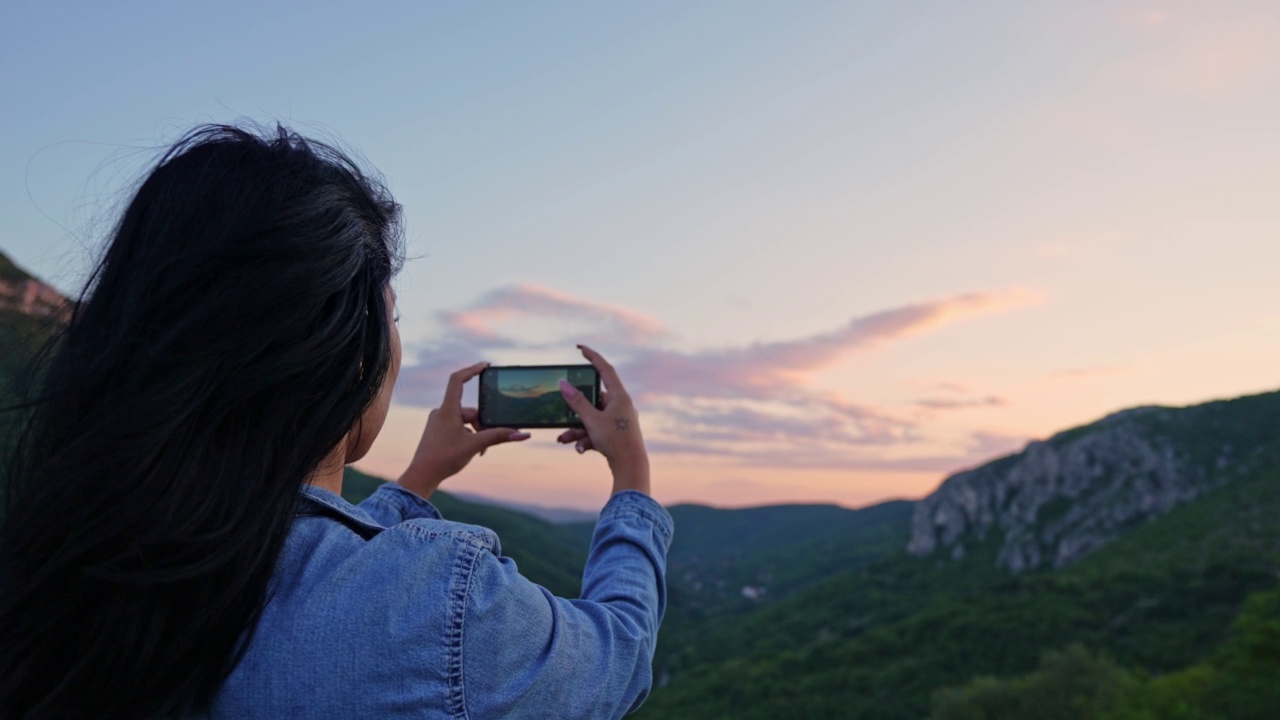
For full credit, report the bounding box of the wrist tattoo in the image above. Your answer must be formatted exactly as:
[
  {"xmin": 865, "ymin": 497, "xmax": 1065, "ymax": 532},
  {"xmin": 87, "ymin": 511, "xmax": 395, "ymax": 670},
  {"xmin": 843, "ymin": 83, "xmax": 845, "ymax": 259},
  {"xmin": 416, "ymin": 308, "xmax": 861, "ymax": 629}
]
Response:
[{"xmin": 615, "ymin": 418, "xmax": 630, "ymax": 431}]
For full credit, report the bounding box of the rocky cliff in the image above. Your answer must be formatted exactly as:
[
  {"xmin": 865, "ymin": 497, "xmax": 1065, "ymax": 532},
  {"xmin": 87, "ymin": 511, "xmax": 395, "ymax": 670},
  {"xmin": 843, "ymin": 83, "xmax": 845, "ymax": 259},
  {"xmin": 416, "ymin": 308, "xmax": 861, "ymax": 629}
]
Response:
[
  {"xmin": 0, "ymin": 252, "xmax": 68, "ymax": 321},
  {"xmin": 907, "ymin": 392, "xmax": 1280, "ymax": 572},
  {"xmin": 1, "ymin": 252, "xmax": 70, "ymax": 395}
]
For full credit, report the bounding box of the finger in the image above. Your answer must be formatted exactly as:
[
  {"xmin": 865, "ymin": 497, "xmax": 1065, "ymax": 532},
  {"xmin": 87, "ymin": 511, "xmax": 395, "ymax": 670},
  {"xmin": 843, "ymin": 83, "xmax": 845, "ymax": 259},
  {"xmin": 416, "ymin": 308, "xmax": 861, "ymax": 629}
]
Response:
[
  {"xmin": 577, "ymin": 344, "xmax": 627, "ymax": 396},
  {"xmin": 473, "ymin": 427, "xmax": 530, "ymax": 451},
  {"xmin": 557, "ymin": 428, "xmax": 589, "ymax": 444},
  {"xmin": 573, "ymin": 437, "xmax": 595, "ymax": 455},
  {"xmin": 559, "ymin": 378, "xmax": 599, "ymax": 418},
  {"xmin": 598, "ymin": 389, "xmax": 611, "ymax": 409},
  {"xmin": 460, "ymin": 407, "xmax": 488, "ymax": 434},
  {"xmin": 443, "ymin": 362, "xmax": 489, "ymax": 412}
]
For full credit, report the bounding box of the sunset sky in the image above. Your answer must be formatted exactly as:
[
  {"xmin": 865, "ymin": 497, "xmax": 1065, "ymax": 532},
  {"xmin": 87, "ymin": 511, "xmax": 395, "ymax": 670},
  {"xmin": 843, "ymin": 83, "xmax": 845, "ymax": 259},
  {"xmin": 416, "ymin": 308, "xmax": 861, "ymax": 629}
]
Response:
[{"xmin": 3, "ymin": 1, "xmax": 1278, "ymax": 511}]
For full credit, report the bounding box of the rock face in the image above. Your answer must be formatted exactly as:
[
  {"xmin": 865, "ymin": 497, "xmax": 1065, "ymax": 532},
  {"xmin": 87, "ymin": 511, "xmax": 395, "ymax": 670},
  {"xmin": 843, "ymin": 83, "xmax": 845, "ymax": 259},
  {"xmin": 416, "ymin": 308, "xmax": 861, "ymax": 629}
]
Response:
[
  {"xmin": 907, "ymin": 407, "xmax": 1231, "ymax": 572},
  {"xmin": 0, "ymin": 252, "xmax": 68, "ymax": 320}
]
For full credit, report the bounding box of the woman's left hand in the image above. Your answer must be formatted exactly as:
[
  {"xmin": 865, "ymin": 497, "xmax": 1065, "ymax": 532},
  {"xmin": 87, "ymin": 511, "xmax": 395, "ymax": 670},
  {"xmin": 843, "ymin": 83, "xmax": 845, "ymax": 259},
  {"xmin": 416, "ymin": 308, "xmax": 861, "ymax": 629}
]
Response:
[{"xmin": 397, "ymin": 362, "xmax": 530, "ymax": 499}]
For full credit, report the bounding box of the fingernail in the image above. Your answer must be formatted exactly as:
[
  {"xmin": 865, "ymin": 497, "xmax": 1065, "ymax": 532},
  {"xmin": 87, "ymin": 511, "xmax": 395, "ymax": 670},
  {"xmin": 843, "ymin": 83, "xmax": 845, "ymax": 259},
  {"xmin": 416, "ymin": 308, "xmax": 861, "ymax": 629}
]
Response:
[
  {"xmin": 509, "ymin": 432, "xmax": 530, "ymax": 441},
  {"xmin": 575, "ymin": 442, "xmax": 586, "ymax": 454},
  {"xmin": 558, "ymin": 379, "xmax": 579, "ymax": 399}
]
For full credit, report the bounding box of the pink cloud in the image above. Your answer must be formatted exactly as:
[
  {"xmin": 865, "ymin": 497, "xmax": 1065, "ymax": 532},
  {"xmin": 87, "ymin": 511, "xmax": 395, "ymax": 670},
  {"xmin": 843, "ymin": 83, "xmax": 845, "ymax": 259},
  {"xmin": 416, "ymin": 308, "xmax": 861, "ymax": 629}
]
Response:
[
  {"xmin": 395, "ymin": 285, "xmax": 667, "ymax": 405},
  {"xmin": 440, "ymin": 284, "xmax": 665, "ymax": 347},
  {"xmin": 394, "ymin": 285, "xmax": 1039, "ymax": 472},
  {"xmin": 659, "ymin": 401, "xmax": 916, "ymax": 447},
  {"xmin": 915, "ymin": 396, "xmax": 1008, "ymax": 410},
  {"xmin": 620, "ymin": 288, "xmax": 1041, "ymax": 401},
  {"xmin": 646, "ymin": 428, "xmax": 1029, "ymax": 474}
]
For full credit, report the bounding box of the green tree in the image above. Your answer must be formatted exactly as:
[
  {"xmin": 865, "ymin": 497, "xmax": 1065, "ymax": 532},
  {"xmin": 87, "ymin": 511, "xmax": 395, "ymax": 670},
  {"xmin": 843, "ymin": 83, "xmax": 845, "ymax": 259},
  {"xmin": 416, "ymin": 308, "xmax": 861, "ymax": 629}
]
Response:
[
  {"xmin": 1110, "ymin": 588, "xmax": 1280, "ymax": 720},
  {"xmin": 930, "ymin": 645, "xmax": 1140, "ymax": 720}
]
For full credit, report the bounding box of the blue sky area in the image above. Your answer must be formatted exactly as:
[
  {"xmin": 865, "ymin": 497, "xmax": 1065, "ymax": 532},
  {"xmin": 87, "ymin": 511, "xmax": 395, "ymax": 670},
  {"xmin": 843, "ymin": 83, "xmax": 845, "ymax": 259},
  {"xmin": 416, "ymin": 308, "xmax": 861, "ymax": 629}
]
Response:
[{"xmin": 4, "ymin": 1, "xmax": 1278, "ymax": 508}]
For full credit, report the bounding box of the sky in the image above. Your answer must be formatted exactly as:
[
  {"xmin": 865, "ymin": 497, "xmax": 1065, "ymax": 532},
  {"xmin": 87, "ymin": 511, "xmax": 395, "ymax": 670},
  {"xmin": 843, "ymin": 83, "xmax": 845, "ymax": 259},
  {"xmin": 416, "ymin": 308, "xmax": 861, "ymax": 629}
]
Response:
[{"xmin": 3, "ymin": 1, "xmax": 1278, "ymax": 511}]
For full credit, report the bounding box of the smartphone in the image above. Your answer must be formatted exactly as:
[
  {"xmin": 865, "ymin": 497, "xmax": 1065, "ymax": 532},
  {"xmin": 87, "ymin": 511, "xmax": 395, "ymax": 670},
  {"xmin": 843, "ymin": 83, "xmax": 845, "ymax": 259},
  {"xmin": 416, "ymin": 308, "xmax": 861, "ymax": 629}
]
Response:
[{"xmin": 478, "ymin": 364, "xmax": 601, "ymax": 429}]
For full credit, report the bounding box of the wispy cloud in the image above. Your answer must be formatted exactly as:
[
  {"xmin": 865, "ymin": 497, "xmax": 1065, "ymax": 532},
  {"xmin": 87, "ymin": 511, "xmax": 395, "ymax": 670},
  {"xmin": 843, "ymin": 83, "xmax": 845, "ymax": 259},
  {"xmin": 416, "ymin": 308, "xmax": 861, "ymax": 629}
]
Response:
[
  {"xmin": 395, "ymin": 285, "xmax": 1039, "ymax": 472},
  {"xmin": 915, "ymin": 396, "xmax": 1008, "ymax": 410},
  {"xmin": 656, "ymin": 400, "xmax": 916, "ymax": 448},
  {"xmin": 439, "ymin": 284, "xmax": 665, "ymax": 348},
  {"xmin": 620, "ymin": 288, "xmax": 1040, "ymax": 401},
  {"xmin": 646, "ymin": 428, "xmax": 1029, "ymax": 474},
  {"xmin": 395, "ymin": 284, "xmax": 667, "ymax": 406}
]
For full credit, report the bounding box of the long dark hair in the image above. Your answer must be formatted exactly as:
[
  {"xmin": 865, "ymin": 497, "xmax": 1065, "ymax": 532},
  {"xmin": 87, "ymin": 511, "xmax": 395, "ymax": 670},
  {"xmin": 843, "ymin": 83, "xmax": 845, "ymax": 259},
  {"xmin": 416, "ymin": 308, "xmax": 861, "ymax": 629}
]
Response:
[{"xmin": 0, "ymin": 124, "xmax": 403, "ymax": 719}]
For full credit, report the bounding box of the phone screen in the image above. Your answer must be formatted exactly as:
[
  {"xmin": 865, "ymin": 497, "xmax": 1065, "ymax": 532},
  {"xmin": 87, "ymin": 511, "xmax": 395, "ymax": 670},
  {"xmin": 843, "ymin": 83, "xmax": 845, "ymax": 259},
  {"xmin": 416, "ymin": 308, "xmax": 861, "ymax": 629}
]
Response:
[{"xmin": 478, "ymin": 365, "xmax": 600, "ymax": 429}]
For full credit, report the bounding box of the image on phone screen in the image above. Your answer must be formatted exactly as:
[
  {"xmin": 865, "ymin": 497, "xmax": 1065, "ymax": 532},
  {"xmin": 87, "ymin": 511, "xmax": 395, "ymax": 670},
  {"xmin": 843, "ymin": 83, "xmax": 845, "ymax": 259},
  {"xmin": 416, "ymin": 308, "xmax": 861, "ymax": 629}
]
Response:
[{"xmin": 479, "ymin": 365, "xmax": 600, "ymax": 428}]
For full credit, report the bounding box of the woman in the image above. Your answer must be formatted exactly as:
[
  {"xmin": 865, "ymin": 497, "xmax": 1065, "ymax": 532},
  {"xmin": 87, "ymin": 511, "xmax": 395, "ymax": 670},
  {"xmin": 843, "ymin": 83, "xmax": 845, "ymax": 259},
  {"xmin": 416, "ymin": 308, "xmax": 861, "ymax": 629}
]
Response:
[{"xmin": 0, "ymin": 125, "xmax": 672, "ymax": 719}]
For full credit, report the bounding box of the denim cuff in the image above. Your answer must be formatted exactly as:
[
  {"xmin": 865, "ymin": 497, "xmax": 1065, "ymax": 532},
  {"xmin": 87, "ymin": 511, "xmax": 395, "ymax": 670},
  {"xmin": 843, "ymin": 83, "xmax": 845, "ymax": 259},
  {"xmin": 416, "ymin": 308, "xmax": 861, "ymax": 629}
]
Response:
[{"xmin": 599, "ymin": 490, "xmax": 674, "ymax": 547}]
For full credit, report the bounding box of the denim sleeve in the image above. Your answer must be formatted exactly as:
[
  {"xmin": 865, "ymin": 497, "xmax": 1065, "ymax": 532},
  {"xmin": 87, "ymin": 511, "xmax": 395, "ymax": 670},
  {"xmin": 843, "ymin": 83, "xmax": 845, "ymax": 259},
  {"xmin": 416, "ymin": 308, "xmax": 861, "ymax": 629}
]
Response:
[
  {"xmin": 460, "ymin": 490, "xmax": 674, "ymax": 719},
  {"xmin": 358, "ymin": 483, "xmax": 443, "ymax": 526}
]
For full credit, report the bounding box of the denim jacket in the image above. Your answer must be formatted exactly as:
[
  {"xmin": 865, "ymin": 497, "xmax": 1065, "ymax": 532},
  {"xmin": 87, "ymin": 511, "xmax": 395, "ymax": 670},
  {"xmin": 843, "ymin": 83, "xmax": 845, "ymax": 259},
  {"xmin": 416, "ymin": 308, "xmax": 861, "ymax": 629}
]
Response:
[{"xmin": 211, "ymin": 483, "xmax": 674, "ymax": 719}]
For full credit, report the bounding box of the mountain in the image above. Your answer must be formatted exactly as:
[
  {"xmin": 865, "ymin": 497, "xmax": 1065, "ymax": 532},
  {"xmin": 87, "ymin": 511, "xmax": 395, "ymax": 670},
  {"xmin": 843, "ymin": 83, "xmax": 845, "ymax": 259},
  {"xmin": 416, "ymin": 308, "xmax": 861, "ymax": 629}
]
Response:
[
  {"xmin": 0, "ymin": 252, "xmax": 68, "ymax": 322},
  {"xmin": 0, "ymin": 253, "xmax": 68, "ymax": 426},
  {"xmin": 641, "ymin": 464, "xmax": 1280, "ymax": 718},
  {"xmin": 909, "ymin": 390, "xmax": 1280, "ymax": 572},
  {"xmin": 928, "ymin": 452, "xmax": 1280, "ymax": 719},
  {"xmin": 637, "ymin": 390, "xmax": 1280, "ymax": 719}
]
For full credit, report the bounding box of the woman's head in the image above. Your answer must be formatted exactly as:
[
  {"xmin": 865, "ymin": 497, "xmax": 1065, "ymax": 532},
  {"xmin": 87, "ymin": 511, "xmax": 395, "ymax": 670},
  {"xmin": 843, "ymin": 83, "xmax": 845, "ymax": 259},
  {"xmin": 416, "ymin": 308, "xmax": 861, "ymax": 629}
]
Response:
[
  {"xmin": 0, "ymin": 123, "xmax": 403, "ymax": 719},
  {"xmin": 84, "ymin": 123, "xmax": 404, "ymax": 460}
]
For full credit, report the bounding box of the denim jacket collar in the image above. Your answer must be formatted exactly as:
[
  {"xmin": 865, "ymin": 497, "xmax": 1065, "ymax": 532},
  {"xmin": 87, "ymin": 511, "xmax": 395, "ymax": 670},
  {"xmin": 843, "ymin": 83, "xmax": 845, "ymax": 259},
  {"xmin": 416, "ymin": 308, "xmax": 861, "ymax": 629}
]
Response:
[{"xmin": 297, "ymin": 485, "xmax": 386, "ymax": 539}]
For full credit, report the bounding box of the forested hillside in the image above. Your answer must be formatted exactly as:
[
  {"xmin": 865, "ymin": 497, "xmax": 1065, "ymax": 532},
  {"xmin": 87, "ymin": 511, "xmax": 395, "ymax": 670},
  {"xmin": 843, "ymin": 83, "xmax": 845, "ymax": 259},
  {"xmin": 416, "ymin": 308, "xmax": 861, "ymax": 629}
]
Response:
[
  {"xmin": 929, "ymin": 585, "xmax": 1280, "ymax": 719},
  {"xmin": 638, "ymin": 392, "xmax": 1280, "ymax": 719},
  {"xmin": 637, "ymin": 500, "xmax": 917, "ymax": 681}
]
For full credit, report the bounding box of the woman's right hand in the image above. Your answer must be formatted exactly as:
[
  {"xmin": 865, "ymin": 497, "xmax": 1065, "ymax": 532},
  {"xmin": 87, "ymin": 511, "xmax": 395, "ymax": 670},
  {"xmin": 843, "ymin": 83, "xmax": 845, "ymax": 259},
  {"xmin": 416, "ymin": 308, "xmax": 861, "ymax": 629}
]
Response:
[
  {"xmin": 556, "ymin": 345, "xmax": 651, "ymax": 497},
  {"xmin": 397, "ymin": 362, "xmax": 530, "ymax": 500}
]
